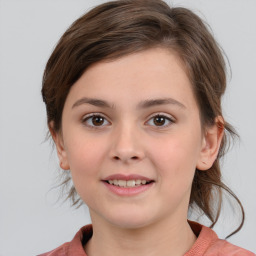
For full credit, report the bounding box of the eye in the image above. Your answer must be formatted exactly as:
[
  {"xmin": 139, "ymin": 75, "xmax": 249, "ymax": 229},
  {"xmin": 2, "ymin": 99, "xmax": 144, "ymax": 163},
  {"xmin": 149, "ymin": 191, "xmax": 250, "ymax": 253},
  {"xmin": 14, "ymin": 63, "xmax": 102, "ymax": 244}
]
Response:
[
  {"xmin": 82, "ymin": 114, "xmax": 110, "ymax": 128},
  {"xmin": 146, "ymin": 114, "xmax": 174, "ymax": 128}
]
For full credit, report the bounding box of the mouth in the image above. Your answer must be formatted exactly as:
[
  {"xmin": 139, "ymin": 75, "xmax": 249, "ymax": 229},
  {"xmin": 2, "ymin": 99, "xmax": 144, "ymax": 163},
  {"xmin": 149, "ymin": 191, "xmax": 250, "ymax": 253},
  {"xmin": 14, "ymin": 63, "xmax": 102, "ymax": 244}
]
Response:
[
  {"xmin": 104, "ymin": 179, "xmax": 154, "ymax": 188},
  {"xmin": 102, "ymin": 174, "xmax": 155, "ymax": 196}
]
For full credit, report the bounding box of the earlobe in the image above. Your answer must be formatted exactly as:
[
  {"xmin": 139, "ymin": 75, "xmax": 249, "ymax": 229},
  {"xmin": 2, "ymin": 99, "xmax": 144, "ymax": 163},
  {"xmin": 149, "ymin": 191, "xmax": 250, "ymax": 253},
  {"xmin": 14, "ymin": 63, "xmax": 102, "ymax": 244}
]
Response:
[
  {"xmin": 48, "ymin": 122, "xmax": 70, "ymax": 170},
  {"xmin": 196, "ymin": 116, "xmax": 224, "ymax": 171}
]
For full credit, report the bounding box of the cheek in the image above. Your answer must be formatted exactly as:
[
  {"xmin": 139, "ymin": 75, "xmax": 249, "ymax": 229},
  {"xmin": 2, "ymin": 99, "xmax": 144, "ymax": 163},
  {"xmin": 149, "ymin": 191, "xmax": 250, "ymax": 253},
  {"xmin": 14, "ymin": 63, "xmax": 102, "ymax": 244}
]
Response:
[
  {"xmin": 64, "ymin": 136, "xmax": 108, "ymax": 201},
  {"xmin": 65, "ymin": 135, "xmax": 106, "ymax": 178},
  {"xmin": 149, "ymin": 131, "xmax": 202, "ymax": 182}
]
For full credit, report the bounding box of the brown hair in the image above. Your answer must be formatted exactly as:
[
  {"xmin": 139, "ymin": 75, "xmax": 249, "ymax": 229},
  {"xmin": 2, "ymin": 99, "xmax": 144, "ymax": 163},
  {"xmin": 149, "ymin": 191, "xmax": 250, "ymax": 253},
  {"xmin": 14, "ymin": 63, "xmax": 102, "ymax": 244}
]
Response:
[{"xmin": 42, "ymin": 0, "xmax": 244, "ymax": 237}]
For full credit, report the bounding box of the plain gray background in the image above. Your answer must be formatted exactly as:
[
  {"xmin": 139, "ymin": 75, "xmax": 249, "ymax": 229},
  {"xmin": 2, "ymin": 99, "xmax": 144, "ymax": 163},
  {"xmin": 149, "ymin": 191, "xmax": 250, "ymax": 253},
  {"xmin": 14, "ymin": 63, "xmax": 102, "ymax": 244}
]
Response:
[{"xmin": 0, "ymin": 0, "xmax": 255, "ymax": 255}]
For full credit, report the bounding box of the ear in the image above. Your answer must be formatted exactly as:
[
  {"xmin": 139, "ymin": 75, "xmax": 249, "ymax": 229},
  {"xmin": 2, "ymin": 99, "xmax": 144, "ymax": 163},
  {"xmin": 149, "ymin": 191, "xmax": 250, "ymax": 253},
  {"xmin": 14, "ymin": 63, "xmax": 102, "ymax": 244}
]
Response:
[
  {"xmin": 49, "ymin": 121, "xmax": 70, "ymax": 170},
  {"xmin": 196, "ymin": 116, "xmax": 224, "ymax": 171}
]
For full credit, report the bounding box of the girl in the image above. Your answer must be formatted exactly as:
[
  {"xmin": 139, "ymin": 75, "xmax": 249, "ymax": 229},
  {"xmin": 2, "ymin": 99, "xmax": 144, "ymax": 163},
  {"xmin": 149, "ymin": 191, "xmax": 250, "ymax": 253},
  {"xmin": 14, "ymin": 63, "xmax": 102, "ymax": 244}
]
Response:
[{"xmin": 40, "ymin": 0, "xmax": 254, "ymax": 255}]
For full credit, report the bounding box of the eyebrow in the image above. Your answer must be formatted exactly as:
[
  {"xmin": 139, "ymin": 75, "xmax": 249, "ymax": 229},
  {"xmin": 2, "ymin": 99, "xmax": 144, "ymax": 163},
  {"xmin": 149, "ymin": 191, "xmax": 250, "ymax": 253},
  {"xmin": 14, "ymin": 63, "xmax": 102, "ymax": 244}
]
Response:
[{"xmin": 72, "ymin": 97, "xmax": 186, "ymax": 110}]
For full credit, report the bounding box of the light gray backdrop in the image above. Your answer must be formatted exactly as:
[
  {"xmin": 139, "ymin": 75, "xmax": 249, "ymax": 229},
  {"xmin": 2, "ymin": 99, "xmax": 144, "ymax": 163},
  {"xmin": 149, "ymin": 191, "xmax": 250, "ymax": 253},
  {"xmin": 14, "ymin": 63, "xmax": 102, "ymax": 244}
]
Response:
[{"xmin": 0, "ymin": 0, "xmax": 255, "ymax": 255}]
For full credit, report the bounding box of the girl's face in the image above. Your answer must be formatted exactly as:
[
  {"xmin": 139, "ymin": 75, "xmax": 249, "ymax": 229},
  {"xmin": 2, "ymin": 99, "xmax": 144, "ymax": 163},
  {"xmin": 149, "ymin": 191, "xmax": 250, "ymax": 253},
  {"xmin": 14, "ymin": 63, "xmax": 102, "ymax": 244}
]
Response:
[{"xmin": 54, "ymin": 48, "xmax": 216, "ymax": 229}]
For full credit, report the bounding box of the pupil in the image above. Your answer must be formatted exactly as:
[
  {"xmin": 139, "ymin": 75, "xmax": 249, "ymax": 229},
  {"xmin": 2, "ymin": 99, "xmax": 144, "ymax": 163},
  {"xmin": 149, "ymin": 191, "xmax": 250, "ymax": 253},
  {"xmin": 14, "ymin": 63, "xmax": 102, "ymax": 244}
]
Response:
[
  {"xmin": 154, "ymin": 116, "xmax": 165, "ymax": 126},
  {"xmin": 92, "ymin": 116, "xmax": 104, "ymax": 126}
]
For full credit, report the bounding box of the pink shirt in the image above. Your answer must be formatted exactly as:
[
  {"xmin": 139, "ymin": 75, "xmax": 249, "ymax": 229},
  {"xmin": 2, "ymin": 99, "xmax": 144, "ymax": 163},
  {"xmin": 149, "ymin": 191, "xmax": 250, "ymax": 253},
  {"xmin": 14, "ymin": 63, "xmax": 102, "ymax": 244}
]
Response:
[{"xmin": 39, "ymin": 221, "xmax": 255, "ymax": 256}]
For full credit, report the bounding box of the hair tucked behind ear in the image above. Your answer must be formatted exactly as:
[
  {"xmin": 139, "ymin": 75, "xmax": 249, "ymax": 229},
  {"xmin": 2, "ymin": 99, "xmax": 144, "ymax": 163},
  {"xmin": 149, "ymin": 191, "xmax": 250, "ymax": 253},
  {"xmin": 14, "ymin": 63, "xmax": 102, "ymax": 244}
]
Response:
[{"xmin": 42, "ymin": 0, "xmax": 244, "ymax": 237}]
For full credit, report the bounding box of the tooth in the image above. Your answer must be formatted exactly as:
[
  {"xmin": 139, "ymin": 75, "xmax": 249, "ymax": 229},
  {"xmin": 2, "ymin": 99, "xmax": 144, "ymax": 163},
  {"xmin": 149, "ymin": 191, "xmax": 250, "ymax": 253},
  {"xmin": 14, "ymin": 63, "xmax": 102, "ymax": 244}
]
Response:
[
  {"xmin": 118, "ymin": 180, "xmax": 126, "ymax": 187},
  {"xmin": 127, "ymin": 180, "xmax": 136, "ymax": 187},
  {"xmin": 108, "ymin": 179, "xmax": 150, "ymax": 187},
  {"xmin": 135, "ymin": 179, "xmax": 141, "ymax": 185}
]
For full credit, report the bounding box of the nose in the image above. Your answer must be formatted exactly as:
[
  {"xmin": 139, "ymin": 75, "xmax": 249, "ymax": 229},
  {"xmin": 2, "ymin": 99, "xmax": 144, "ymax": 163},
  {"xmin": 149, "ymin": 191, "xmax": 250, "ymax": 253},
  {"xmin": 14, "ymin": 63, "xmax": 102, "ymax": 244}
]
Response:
[{"xmin": 109, "ymin": 123, "xmax": 145, "ymax": 164}]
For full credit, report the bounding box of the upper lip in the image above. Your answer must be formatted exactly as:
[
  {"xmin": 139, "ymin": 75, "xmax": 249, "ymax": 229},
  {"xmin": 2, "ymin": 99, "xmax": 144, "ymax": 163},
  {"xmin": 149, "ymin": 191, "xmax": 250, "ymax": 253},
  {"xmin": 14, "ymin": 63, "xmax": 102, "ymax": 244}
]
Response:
[{"xmin": 103, "ymin": 174, "xmax": 153, "ymax": 181}]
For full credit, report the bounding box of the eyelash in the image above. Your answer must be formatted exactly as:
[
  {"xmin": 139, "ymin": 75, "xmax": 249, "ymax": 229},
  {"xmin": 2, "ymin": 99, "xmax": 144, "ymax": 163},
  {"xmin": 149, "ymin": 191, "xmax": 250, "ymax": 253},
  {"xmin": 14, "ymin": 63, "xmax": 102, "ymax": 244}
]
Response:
[{"xmin": 81, "ymin": 113, "xmax": 175, "ymax": 129}]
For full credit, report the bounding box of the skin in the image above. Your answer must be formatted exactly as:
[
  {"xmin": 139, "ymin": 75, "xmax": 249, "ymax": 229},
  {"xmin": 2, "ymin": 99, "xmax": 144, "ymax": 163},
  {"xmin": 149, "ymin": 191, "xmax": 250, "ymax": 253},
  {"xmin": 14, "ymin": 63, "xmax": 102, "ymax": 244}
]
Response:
[{"xmin": 52, "ymin": 48, "xmax": 223, "ymax": 256}]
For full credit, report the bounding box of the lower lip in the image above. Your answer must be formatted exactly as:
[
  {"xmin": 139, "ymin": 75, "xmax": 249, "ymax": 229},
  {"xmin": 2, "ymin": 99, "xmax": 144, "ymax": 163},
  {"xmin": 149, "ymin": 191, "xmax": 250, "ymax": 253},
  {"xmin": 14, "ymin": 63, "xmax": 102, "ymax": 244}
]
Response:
[{"xmin": 103, "ymin": 181, "xmax": 154, "ymax": 196}]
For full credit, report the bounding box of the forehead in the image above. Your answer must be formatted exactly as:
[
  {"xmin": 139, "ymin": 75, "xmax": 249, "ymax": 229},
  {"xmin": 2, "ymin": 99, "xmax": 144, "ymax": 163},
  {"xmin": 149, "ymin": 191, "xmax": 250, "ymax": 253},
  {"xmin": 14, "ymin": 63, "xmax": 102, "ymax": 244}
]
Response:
[{"xmin": 64, "ymin": 47, "xmax": 197, "ymax": 110}]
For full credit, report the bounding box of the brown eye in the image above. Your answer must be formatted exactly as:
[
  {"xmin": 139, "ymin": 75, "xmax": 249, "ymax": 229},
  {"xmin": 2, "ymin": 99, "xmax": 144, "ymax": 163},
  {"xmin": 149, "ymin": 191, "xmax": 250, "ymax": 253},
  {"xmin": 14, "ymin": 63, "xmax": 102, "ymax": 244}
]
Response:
[
  {"xmin": 92, "ymin": 116, "xmax": 104, "ymax": 126},
  {"xmin": 146, "ymin": 114, "xmax": 174, "ymax": 128},
  {"xmin": 82, "ymin": 114, "xmax": 110, "ymax": 128},
  {"xmin": 153, "ymin": 116, "xmax": 166, "ymax": 126}
]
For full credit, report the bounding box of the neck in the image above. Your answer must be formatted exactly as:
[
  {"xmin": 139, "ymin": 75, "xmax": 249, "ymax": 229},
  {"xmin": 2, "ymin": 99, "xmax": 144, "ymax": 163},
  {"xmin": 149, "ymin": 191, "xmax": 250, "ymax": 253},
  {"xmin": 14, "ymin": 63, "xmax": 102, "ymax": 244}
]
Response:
[{"xmin": 84, "ymin": 215, "xmax": 196, "ymax": 256}]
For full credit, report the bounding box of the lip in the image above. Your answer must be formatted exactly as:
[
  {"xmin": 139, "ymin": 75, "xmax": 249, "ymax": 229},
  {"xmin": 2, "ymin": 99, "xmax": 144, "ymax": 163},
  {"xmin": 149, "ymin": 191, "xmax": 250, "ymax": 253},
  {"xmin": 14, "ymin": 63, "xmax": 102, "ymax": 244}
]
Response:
[
  {"xmin": 103, "ymin": 174, "xmax": 153, "ymax": 181},
  {"xmin": 102, "ymin": 173, "xmax": 155, "ymax": 197},
  {"xmin": 103, "ymin": 181, "xmax": 154, "ymax": 196}
]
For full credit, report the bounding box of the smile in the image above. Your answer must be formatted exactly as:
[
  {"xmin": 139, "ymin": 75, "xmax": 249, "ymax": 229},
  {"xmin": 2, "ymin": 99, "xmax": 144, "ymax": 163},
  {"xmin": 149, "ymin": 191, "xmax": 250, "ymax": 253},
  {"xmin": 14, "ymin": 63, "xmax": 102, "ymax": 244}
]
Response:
[
  {"xmin": 106, "ymin": 179, "xmax": 152, "ymax": 187},
  {"xmin": 102, "ymin": 174, "xmax": 155, "ymax": 196}
]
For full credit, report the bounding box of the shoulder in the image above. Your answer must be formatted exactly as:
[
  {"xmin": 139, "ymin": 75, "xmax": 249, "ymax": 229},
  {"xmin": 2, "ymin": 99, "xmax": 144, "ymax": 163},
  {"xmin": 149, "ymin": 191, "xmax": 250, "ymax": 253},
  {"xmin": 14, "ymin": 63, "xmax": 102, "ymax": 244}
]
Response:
[
  {"xmin": 186, "ymin": 221, "xmax": 255, "ymax": 256},
  {"xmin": 38, "ymin": 243, "xmax": 69, "ymax": 256},
  {"xmin": 38, "ymin": 225, "xmax": 92, "ymax": 256},
  {"xmin": 208, "ymin": 239, "xmax": 255, "ymax": 256}
]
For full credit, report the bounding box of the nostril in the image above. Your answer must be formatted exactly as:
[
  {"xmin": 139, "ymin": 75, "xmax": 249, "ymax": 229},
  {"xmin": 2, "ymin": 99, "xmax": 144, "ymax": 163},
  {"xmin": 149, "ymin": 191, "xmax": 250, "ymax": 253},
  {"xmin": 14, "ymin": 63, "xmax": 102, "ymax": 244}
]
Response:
[{"xmin": 113, "ymin": 155, "xmax": 139, "ymax": 160}]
